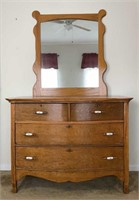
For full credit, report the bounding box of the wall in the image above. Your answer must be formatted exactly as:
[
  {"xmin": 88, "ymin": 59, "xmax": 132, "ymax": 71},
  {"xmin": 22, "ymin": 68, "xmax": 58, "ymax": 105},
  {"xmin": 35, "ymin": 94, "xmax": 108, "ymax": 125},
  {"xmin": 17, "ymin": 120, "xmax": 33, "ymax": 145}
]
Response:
[{"xmin": 0, "ymin": 0, "xmax": 138, "ymax": 170}]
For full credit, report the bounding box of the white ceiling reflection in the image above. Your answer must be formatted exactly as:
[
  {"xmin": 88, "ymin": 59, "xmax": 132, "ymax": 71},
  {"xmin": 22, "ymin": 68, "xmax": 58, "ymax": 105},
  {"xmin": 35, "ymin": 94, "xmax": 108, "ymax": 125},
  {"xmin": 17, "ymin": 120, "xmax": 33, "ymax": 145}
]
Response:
[{"xmin": 41, "ymin": 20, "xmax": 98, "ymax": 45}]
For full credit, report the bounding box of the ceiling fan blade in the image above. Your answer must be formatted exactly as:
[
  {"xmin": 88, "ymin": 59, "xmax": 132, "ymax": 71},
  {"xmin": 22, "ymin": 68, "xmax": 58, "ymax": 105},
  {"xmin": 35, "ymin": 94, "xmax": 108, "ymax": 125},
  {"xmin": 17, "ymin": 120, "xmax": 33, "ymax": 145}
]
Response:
[
  {"xmin": 53, "ymin": 19, "xmax": 76, "ymax": 25},
  {"xmin": 73, "ymin": 24, "xmax": 91, "ymax": 31},
  {"xmin": 53, "ymin": 20, "xmax": 65, "ymax": 24}
]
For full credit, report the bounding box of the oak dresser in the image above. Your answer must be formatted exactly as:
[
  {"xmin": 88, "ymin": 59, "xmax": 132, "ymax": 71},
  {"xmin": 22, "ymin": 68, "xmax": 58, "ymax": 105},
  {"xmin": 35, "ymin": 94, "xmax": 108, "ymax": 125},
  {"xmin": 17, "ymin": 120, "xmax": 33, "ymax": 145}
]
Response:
[
  {"xmin": 7, "ymin": 96, "xmax": 132, "ymax": 193},
  {"xmin": 6, "ymin": 9, "xmax": 133, "ymax": 194}
]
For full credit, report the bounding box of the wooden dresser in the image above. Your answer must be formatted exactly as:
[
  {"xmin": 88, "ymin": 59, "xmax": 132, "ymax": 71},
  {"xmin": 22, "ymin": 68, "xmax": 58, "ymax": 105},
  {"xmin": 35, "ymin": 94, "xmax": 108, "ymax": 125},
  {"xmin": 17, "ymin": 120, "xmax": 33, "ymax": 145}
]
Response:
[{"xmin": 7, "ymin": 96, "xmax": 132, "ymax": 193}]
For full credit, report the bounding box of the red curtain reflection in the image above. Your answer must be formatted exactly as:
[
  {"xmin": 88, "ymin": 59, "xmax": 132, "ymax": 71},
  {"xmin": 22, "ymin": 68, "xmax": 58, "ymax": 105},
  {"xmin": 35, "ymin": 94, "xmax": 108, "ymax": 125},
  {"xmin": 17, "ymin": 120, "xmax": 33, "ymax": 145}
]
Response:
[
  {"xmin": 81, "ymin": 53, "xmax": 98, "ymax": 69},
  {"xmin": 41, "ymin": 53, "xmax": 58, "ymax": 69}
]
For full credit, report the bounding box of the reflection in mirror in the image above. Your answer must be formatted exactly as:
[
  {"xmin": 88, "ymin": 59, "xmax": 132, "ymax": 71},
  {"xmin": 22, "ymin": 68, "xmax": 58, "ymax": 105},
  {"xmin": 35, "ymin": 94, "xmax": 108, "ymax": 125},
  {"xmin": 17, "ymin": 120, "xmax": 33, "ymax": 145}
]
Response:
[{"xmin": 40, "ymin": 20, "xmax": 98, "ymax": 88}]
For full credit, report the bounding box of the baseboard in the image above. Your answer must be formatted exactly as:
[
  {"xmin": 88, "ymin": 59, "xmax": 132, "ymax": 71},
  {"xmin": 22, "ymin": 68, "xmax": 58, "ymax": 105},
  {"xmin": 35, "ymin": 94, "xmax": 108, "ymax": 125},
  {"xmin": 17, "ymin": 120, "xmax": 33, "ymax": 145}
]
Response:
[
  {"xmin": 129, "ymin": 165, "xmax": 139, "ymax": 171},
  {"xmin": 0, "ymin": 164, "xmax": 11, "ymax": 171}
]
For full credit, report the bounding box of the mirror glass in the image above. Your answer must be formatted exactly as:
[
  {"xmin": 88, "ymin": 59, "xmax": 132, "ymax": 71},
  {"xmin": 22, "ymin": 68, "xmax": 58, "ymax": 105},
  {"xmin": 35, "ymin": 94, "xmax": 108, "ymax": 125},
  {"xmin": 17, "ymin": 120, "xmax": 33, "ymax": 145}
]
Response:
[{"xmin": 40, "ymin": 20, "xmax": 98, "ymax": 88}]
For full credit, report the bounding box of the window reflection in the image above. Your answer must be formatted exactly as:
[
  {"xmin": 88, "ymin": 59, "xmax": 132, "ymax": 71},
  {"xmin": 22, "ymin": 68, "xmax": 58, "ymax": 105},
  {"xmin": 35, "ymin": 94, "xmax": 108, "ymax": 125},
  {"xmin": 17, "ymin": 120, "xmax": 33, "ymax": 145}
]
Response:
[
  {"xmin": 83, "ymin": 68, "xmax": 99, "ymax": 87},
  {"xmin": 41, "ymin": 67, "xmax": 99, "ymax": 88},
  {"xmin": 41, "ymin": 68, "xmax": 58, "ymax": 88}
]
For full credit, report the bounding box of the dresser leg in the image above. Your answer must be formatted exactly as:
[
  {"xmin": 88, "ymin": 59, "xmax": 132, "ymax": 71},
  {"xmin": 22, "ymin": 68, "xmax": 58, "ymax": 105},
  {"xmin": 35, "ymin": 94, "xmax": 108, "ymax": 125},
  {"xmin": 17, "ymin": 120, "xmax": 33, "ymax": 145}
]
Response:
[
  {"xmin": 123, "ymin": 183, "xmax": 129, "ymax": 194},
  {"xmin": 12, "ymin": 182, "xmax": 17, "ymax": 193}
]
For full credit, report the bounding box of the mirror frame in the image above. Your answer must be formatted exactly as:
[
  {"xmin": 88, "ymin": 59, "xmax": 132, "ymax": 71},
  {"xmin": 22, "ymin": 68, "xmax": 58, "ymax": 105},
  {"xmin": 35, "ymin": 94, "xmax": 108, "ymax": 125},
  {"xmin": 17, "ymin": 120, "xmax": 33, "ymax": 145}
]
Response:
[{"xmin": 32, "ymin": 10, "xmax": 107, "ymax": 97}]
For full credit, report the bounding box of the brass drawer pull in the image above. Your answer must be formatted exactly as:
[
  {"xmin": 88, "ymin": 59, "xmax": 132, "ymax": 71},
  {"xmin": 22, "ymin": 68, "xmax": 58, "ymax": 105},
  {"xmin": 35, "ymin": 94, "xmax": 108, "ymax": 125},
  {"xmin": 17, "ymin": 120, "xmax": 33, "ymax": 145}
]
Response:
[
  {"xmin": 24, "ymin": 132, "xmax": 34, "ymax": 137},
  {"xmin": 103, "ymin": 156, "xmax": 116, "ymax": 160},
  {"xmin": 25, "ymin": 156, "xmax": 35, "ymax": 160},
  {"xmin": 94, "ymin": 110, "xmax": 102, "ymax": 114},
  {"xmin": 35, "ymin": 111, "xmax": 47, "ymax": 115},
  {"xmin": 104, "ymin": 132, "xmax": 114, "ymax": 136}
]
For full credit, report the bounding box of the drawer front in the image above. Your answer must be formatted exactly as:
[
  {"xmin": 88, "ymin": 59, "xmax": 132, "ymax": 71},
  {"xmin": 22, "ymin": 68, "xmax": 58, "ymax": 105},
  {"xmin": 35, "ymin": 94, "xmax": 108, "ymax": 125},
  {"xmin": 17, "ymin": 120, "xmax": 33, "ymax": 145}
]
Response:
[
  {"xmin": 16, "ymin": 123, "xmax": 72, "ymax": 145},
  {"xmin": 16, "ymin": 123, "xmax": 123, "ymax": 146},
  {"xmin": 15, "ymin": 104, "xmax": 68, "ymax": 121},
  {"xmin": 16, "ymin": 147, "xmax": 123, "ymax": 171},
  {"xmin": 71, "ymin": 103, "xmax": 124, "ymax": 121}
]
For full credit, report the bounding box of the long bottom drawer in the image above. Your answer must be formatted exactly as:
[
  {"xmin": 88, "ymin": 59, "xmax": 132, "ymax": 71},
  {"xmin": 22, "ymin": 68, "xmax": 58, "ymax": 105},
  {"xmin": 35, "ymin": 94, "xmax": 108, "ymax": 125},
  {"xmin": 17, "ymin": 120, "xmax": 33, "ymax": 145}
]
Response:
[{"xmin": 16, "ymin": 147, "xmax": 123, "ymax": 171}]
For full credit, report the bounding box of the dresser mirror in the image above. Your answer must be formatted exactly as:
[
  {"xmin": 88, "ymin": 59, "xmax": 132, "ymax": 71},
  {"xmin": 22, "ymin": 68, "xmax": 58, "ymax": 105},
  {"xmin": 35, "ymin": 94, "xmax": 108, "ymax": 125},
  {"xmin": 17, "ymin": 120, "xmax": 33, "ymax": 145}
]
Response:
[
  {"xmin": 41, "ymin": 20, "xmax": 98, "ymax": 88},
  {"xmin": 32, "ymin": 10, "xmax": 107, "ymax": 96}
]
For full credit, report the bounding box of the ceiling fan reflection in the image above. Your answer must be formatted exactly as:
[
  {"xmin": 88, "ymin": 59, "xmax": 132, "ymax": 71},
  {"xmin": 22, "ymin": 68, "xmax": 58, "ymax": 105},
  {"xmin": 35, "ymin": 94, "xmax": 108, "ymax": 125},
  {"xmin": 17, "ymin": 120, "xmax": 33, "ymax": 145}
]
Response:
[{"xmin": 53, "ymin": 20, "xmax": 91, "ymax": 31}]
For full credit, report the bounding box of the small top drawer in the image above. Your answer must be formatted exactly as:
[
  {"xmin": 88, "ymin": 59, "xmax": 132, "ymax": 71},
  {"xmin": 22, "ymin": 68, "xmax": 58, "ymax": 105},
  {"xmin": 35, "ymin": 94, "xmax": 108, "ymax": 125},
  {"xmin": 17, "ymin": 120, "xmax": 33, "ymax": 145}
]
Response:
[
  {"xmin": 15, "ymin": 103, "xmax": 68, "ymax": 121},
  {"xmin": 71, "ymin": 102, "xmax": 124, "ymax": 121}
]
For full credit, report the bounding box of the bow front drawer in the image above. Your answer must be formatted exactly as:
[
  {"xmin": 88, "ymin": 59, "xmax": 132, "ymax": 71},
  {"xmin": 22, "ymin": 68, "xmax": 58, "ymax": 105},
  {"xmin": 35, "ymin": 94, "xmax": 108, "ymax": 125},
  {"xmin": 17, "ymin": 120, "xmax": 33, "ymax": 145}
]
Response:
[
  {"xmin": 16, "ymin": 147, "xmax": 123, "ymax": 171},
  {"xmin": 15, "ymin": 103, "xmax": 68, "ymax": 121},
  {"xmin": 71, "ymin": 103, "xmax": 124, "ymax": 121},
  {"xmin": 16, "ymin": 123, "xmax": 123, "ymax": 146}
]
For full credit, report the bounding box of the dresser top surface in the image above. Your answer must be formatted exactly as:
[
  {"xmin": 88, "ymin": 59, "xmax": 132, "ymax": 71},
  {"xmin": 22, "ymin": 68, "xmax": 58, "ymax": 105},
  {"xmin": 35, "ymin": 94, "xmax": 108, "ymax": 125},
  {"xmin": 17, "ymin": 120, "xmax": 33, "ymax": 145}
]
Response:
[{"xmin": 6, "ymin": 96, "xmax": 133, "ymax": 103}]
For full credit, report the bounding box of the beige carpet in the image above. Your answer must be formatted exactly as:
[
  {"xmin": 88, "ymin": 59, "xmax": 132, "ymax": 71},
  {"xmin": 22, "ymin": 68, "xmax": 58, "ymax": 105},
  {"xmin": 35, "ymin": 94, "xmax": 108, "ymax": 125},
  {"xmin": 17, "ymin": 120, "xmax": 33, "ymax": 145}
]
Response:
[{"xmin": 0, "ymin": 171, "xmax": 138, "ymax": 200}]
